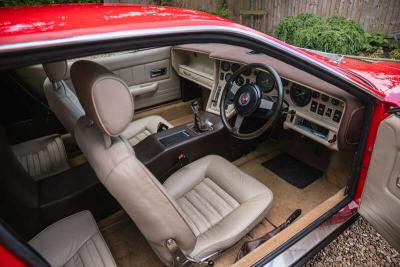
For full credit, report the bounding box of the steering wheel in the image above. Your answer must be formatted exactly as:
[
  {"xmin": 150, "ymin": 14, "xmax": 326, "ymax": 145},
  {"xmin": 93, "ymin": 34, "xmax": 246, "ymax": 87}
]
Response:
[{"xmin": 220, "ymin": 63, "xmax": 284, "ymax": 140}]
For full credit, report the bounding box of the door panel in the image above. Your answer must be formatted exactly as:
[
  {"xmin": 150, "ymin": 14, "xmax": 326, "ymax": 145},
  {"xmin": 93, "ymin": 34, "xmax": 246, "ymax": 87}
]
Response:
[
  {"xmin": 359, "ymin": 115, "xmax": 400, "ymax": 251},
  {"xmin": 15, "ymin": 47, "xmax": 181, "ymax": 110}
]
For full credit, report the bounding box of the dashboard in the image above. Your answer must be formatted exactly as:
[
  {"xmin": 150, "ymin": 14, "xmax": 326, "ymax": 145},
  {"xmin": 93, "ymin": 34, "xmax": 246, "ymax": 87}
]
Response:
[{"xmin": 171, "ymin": 44, "xmax": 364, "ymax": 151}]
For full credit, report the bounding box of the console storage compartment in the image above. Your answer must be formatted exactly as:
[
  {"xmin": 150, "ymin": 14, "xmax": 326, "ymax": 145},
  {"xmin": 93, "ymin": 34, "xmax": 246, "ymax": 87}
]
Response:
[
  {"xmin": 135, "ymin": 112, "xmax": 232, "ymax": 181},
  {"xmin": 159, "ymin": 130, "xmax": 191, "ymax": 147}
]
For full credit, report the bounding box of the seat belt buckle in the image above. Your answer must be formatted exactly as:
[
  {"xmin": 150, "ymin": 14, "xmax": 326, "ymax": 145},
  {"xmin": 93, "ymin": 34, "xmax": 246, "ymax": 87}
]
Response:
[
  {"xmin": 160, "ymin": 153, "xmax": 191, "ymax": 182},
  {"xmin": 177, "ymin": 153, "xmax": 190, "ymax": 167},
  {"xmin": 157, "ymin": 122, "xmax": 169, "ymax": 133}
]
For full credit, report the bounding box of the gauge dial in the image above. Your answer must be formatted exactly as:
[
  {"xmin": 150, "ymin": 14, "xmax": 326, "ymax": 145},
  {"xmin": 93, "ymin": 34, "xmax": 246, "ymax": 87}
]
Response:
[
  {"xmin": 321, "ymin": 94, "xmax": 329, "ymax": 102},
  {"xmin": 243, "ymin": 68, "xmax": 252, "ymax": 76},
  {"xmin": 312, "ymin": 91, "xmax": 320, "ymax": 98},
  {"xmin": 231, "ymin": 63, "xmax": 241, "ymax": 73},
  {"xmin": 331, "ymin": 98, "xmax": 340, "ymax": 106},
  {"xmin": 236, "ymin": 76, "xmax": 244, "ymax": 86},
  {"xmin": 225, "ymin": 73, "xmax": 232, "ymax": 82},
  {"xmin": 221, "ymin": 61, "xmax": 230, "ymax": 72},
  {"xmin": 256, "ymin": 71, "xmax": 275, "ymax": 93},
  {"xmin": 290, "ymin": 84, "xmax": 312, "ymax": 107}
]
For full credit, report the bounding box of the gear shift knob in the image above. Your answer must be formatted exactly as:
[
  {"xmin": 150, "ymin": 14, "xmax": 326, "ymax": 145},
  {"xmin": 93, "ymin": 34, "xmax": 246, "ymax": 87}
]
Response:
[
  {"xmin": 191, "ymin": 100, "xmax": 202, "ymax": 130},
  {"xmin": 191, "ymin": 100, "xmax": 213, "ymax": 133},
  {"xmin": 191, "ymin": 100, "xmax": 200, "ymax": 114}
]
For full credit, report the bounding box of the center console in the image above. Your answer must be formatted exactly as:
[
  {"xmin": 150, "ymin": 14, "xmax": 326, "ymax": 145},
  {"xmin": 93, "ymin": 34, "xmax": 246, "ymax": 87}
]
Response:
[{"xmin": 134, "ymin": 111, "xmax": 232, "ymax": 181}]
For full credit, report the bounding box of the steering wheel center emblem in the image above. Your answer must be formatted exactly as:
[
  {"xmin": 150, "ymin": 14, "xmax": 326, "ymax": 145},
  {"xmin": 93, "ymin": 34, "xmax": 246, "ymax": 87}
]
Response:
[{"xmin": 239, "ymin": 92, "xmax": 250, "ymax": 106}]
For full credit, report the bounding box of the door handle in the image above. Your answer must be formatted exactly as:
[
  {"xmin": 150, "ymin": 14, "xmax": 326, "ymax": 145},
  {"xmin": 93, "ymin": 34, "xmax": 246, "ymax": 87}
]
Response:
[{"xmin": 150, "ymin": 67, "xmax": 167, "ymax": 78}]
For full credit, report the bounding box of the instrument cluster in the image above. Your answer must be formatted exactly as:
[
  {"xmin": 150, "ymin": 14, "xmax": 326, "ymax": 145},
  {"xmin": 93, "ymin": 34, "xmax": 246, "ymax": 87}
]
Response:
[
  {"xmin": 287, "ymin": 83, "xmax": 344, "ymax": 124},
  {"xmin": 219, "ymin": 61, "xmax": 279, "ymax": 93}
]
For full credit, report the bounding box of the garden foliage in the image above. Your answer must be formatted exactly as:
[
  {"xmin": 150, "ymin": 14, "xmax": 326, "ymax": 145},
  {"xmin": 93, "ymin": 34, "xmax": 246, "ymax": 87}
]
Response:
[
  {"xmin": 274, "ymin": 14, "xmax": 366, "ymax": 55},
  {"xmin": 274, "ymin": 13, "xmax": 400, "ymax": 58}
]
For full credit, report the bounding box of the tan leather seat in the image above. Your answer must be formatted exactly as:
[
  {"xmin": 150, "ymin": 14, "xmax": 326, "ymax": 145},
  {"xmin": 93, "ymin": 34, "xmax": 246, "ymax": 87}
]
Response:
[
  {"xmin": 12, "ymin": 134, "xmax": 70, "ymax": 180},
  {"xmin": 29, "ymin": 211, "xmax": 117, "ymax": 267},
  {"xmin": 43, "ymin": 61, "xmax": 85, "ymax": 135},
  {"xmin": 164, "ymin": 155, "xmax": 273, "ymax": 259},
  {"xmin": 43, "ymin": 61, "xmax": 172, "ymax": 142},
  {"xmin": 71, "ymin": 60, "xmax": 273, "ymax": 265},
  {"xmin": 122, "ymin": 115, "xmax": 172, "ymax": 146}
]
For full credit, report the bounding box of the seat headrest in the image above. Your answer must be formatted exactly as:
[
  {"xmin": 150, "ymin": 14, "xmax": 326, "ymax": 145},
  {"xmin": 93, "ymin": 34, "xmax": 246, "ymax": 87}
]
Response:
[
  {"xmin": 70, "ymin": 60, "xmax": 134, "ymax": 137},
  {"xmin": 43, "ymin": 60, "xmax": 68, "ymax": 83}
]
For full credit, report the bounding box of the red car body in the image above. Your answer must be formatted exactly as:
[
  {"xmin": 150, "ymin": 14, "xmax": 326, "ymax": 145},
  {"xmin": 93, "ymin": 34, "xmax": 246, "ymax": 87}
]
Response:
[{"xmin": 0, "ymin": 4, "xmax": 399, "ymax": 266}]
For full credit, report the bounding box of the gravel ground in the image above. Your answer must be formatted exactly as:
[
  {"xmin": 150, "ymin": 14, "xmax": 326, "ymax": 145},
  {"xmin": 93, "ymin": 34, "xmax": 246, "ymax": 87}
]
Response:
[{"xmin": 305, "ymin": 216, "xmax": 400, "ymax": 267}]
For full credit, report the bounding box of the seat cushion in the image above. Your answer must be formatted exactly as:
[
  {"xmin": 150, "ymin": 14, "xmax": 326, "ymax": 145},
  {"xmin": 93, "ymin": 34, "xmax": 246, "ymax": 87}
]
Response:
[
  {"xmin": 12, "ymin": 134, "xmax": 70, "ymax": 180},
  {"xmin": 29, "ymin": 211, "xmax": 117, "ymax": 267},
  {"xmin": 121, "ymin": 115, "xmax": 173, "ymax": 146},
  {"xmin": 163, "ymin": 155, "xmax": 273, "ymax": 260}
]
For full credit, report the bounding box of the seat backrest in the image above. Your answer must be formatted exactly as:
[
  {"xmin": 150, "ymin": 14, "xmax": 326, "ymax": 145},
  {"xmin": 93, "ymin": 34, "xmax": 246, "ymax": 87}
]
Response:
[
  {"xmin": 43, "ymin": 61, "xmax": 84, "ymax": 134},
  {"xmin": 71, "ymin": 60, "xmax": 196, "ymax": 265}
]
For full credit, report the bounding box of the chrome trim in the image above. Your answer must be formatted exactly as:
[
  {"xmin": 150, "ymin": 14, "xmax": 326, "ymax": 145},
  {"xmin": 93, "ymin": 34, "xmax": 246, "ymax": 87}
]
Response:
[
  {"xmin": 264, "ymin": 201, "xmax": 358, "ymax": 267},
  {"xmin": 0, "ymin": 25, "xmax": 383, "ymax": 100}
]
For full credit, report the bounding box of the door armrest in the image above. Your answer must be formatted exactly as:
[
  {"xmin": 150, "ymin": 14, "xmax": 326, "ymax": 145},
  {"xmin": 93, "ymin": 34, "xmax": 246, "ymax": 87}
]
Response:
[{"xmin": 129, "ymin": 82, "xmax": 158, "ymax": 96}]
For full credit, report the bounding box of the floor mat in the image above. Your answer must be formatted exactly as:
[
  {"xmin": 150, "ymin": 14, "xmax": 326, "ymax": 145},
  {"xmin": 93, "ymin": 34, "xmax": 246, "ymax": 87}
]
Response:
[
  {"xmin": 262, "ymin": 153, "xmax": 323, "ymax": 189},
  {"xmin": 238, "ymin": 152, "xmax": 340, "ymax": 226},
  {"xmin": 99, "ymin": 211, "xmax": 164, "ymax": 267}
]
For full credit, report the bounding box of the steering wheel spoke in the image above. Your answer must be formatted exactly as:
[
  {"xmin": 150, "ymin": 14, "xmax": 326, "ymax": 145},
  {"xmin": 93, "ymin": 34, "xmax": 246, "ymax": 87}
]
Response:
[
  {"xmin": 233, "ymin": 114, "xmax": 244, "ymax": 134},
  {"xmin": 260, "ymin": 98, "xmax": 275, "ymax": 110}
]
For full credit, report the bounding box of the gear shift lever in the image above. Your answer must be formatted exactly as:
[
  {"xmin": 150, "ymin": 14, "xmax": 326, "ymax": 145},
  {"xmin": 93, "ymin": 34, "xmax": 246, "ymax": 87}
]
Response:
[
  {"xmin": 191, "ymin": 100, "xmax": 203, "ymax": 130},
  {"xmin": 191, "ymin": 100, "xmax": 212, "ymax": 133}
]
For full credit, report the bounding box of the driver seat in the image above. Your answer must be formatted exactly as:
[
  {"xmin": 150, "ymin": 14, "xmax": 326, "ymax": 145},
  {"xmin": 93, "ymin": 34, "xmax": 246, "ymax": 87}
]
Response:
[{"xmin": 71, "ymin": 60, "xmax": 273, "ymax": 265}]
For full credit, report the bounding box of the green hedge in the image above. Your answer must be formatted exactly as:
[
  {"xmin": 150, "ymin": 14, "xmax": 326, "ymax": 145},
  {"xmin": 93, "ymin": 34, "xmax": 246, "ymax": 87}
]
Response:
[{"xmin": 273, "ymin": 14, "xmax": 366, "ymax": 55}]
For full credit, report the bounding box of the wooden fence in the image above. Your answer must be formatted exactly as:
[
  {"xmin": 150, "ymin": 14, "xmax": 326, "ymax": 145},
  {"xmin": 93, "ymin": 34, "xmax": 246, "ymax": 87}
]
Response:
[{"xmin": 107, "ymin": 0, "xmax": 400, "ymax": 35}]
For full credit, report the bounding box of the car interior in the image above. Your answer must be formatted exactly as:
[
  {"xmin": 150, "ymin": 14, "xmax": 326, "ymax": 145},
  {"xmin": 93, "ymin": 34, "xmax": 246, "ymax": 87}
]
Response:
[{"xmin": 0, "ymin": 43, "xmax": 366, "ymax": 266}]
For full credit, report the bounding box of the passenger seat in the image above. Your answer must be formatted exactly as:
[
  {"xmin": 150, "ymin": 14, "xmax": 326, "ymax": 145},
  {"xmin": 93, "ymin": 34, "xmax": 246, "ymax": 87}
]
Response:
[
  {"xmin": 43, "ymin": 61, "xmax": 84, "ymax": 135},
  {"xmin": 43, "ymin": 61, "xmax": 172, "ymax": 144},
  {"xmin": 29, "ymin": 210, "xmax": 117, "ymax": 267},
  {"xmin": 12, "ymin": 134, "xmax": 70, "ymax": 180}
]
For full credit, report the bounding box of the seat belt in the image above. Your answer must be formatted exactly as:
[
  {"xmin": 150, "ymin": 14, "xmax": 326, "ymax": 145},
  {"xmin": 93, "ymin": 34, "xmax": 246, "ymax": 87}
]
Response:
[
  {"xmin": 236, "ymin": 209, "xmax": 302, "ymax": 261},
  {"xmin": 159, "ymin": 153, "xmax": 190, "ymax": 181}
]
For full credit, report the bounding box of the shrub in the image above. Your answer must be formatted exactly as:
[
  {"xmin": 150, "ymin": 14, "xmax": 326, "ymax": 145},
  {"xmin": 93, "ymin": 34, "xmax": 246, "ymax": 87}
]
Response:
[
  {"xmin": 390, "ymin": 49, "xmax": 400, "ymax": 59},
  {"xmin": 273, "ymin": 13, "xmax": 322, "ymax": 43},
  {"xmin": 370, "ymin": 48, "xmax": 384, "ymax": 58},
  {"xmin": 273, "ymin": 14, "xmax": 366, "ymax": 55}
]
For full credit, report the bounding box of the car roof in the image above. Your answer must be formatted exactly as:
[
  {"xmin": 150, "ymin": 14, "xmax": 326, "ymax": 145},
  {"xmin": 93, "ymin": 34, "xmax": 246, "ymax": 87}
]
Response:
[{"xmin": 0, "ymin": 4, "xmax": 237, "ymax": 45}]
